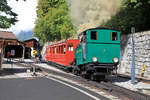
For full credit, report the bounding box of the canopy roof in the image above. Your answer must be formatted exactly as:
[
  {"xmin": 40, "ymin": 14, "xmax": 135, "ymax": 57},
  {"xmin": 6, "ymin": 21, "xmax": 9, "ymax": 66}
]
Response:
[{"xmin": 0, "ymin": 31, "xmax": 17, "ymax": 40}]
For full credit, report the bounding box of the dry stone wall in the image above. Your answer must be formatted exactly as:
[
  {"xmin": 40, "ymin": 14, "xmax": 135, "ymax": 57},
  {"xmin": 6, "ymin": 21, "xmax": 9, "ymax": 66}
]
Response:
[
  {"xmin": 119, "ymin": 31, "xmax": 150, "ymax": 78},
  {"xmin": 41, "ymin": 42, "xmax": 52, "ymax": 60}
]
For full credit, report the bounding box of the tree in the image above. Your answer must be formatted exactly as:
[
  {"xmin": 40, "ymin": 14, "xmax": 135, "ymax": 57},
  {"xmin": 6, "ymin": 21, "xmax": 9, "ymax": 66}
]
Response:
[
  {"xmin": 34, "ymin": 0, "xmax": 75, "ymax": 44},
  {"xmin": 0, "ymin": 0, "xmax": 18, "ymax": 28},
  {"xmin": 102, "ymin": 0, "xmax": 150, "ymax": 34}
]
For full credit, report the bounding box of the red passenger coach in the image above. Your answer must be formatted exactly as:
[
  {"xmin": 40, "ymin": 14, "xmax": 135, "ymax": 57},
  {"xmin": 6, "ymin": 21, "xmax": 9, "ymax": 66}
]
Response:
[{"xmin": 46, "ymin": 39, "xmax": 79, "ymax": 66}]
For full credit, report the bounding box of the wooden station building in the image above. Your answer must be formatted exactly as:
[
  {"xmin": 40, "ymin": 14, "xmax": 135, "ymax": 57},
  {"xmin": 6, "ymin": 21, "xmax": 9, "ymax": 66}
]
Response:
[
  {"xmin": 23, "ymin": 38, "xmax": 40, "ymax": 58},
  {"xmin": 0, "ymin": 31, "xmax": 25, "ymax": 70}
]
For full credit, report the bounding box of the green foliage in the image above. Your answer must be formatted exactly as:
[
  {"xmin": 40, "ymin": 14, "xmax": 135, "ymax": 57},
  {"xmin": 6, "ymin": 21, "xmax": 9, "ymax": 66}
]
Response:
[
  {"xmin": 102, "ymin": 0, "xmax": 150, "ymax": 34},
  {"xmin": 130, "ymin": 0, "xmax": 137, "ymax": 3},
  {"xmin": 34, "ymin": 0, "xmax": 75, "ymax": 44},
  {"xmin": 0, "ymin": 0, "xmax": 17, "ymax": 28}
]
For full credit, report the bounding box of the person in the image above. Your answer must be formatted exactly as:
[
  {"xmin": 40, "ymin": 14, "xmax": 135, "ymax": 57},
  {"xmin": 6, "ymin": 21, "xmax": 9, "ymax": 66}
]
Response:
[
  {"xmin": 38, "ymin": 54, "xmax": 42, "ymax": 62},
  {"xmin": 7, "ymin": 51, "xmax": 11, "ymax": 62}
]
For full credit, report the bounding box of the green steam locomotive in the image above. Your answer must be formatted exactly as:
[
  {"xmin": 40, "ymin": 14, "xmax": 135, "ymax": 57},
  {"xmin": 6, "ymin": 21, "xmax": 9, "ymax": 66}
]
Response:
[{"xmin": 72, "ymin": 27, "xmax": 120, "ymax": 80}]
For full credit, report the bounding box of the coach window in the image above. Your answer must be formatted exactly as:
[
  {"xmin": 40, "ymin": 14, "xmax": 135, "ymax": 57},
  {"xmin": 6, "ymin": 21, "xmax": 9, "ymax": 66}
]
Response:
[
  {"xmin": 49, "ymin": 48, "xmax": 50, "ymax": 53},
  {"xmin": 68, "ymin": 44, "xmax": 70, "ymax": 51},
  {"xmin": 68, "ymin": 46, "xmax": 70, "ymax": 51},
  {"xmin": 53, "ymin": 47, "xmax": 54, "ymax": 54},
  {"xmin": 60, "ymin": 46, "xmax": 63, "ymax": 54},
  {"xmin": 56, "ymin": 47, "xmax": 57, "ymax": 54},
  {"xmin": 71, "ymin": 44, "xmax": 73, "ymax": 51},
  {"xmin": 59, "ymin": 46, "xmax": 61, "ymax": 54},
  {"xmin": 54, "ymin": 47, "xmax": 56, "ymax": 54},
  {"xmin": 58, "ymin": 47, "xmax": 59, "ymax": 53},
  {"xmin": 71, "ymin": 46, "xmax": 73, "ymax": 51},
  {"xmin": 55, "ymin": 47, "xmax": 56, "ymax": 54},
  {"xmin": 46, "ymin": 48, "xmax": 47, "ymax": 53},
  {"xmin": 52, "ymin": 47, "xmax": 54, "ymax": 54},
  {"xmin": 57, "ymin": 47, "xmax": 59, "ymax": 54},
  {"xmin": 111, "ymin": 32, "xmax": 118, "ymax": 41},
  {"xmin": 59, "ymin": 46, "xmax": 60, "ymax": 54},
  {"xmin": 58, "ymin": 46, "xmax": 60, "ymax": 54},
  {"xmin": 49, "ymin": 48, "xmax": 51, "ymax": 53},
  {"xmin": 68, "ymin": 43, "xmax": 73, "ymax": 51},
  {"xmin": 60, "ymin": 46, "xmax": 62, "ymax": 54},
  {"xmin": 63, "ymin": 45, "xmax": 66, "ymax": 54}
]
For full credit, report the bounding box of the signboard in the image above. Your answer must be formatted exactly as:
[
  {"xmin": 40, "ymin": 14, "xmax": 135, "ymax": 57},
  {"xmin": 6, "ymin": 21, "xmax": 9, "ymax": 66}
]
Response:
[{"xmin": 33, "ymin": 50, "xmax": 38, "ymax": 55}]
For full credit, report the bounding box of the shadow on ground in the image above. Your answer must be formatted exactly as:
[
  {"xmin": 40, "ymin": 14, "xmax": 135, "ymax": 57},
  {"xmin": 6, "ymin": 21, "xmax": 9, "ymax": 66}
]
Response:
[
  {"xmin": 0, "ymin": 68, "xmax": 28, "ymax": 76},
  {"xmin": 105, "ymin": 75, "xmax": 130, "ymax": 83}
]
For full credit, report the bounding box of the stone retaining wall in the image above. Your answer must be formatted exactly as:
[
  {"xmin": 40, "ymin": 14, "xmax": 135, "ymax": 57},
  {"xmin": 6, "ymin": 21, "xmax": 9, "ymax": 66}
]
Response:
[{"xmin": 119, "ymin": 31, "xmax": 150, "ymax": 78}]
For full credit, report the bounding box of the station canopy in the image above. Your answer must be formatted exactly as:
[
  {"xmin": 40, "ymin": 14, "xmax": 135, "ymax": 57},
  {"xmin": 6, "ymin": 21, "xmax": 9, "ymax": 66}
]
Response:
[{"xmin": 0, "ymin": 30, "xmax": 25, "ymax": 69}]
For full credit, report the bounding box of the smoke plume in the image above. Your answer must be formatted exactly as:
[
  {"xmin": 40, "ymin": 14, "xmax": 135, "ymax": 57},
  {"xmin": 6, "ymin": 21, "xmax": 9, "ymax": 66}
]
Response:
[{"xmin": 67, "ymin": 0, "xmax": 122, "ymax": 33}]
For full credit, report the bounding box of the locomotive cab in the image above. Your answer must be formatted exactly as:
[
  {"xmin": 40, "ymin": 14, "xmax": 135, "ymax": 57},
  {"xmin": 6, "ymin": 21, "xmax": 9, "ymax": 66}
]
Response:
[{"xmin": 74, "ymin": 27, "xmax": 120, "ymax": 80}]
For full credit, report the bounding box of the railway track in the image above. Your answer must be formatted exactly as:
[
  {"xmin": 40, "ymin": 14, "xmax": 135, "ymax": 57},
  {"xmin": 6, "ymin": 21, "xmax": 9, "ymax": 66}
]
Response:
[
  {"xmin": 40, "ymin": 67, "xmax": 150, "ymax": 100},
  {"xmin": 11, "ymin": 60, "xmax": 150, "ymax": 100},
  {"xmin": 117, "ymin": 73, "xmax": 150, "ymax": 85}
]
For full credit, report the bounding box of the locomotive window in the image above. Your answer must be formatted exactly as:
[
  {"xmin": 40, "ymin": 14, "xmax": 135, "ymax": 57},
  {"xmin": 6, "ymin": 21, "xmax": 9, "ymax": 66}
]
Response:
[
  {"xmin": 91, "ymin": 31, "xmax": 97, "ymax": 40},
  {"xmin": 111, "ymin": 32, "xmax": 118, "ymax": 41}
]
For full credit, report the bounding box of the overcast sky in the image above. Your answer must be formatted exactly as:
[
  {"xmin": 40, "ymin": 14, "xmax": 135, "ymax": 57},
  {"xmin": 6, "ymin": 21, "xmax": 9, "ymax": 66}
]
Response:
[{"xmin": 7, "ymin": 0, "xmax": 38, "ymax": 35}]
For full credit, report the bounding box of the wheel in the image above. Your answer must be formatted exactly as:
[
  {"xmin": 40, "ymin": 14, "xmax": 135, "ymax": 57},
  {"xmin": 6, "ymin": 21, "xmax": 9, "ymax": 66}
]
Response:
[
  {"xmin": 73, "ymin": 68, "xmax": 80, "ymax": 76},
  {"xmin": 90, "ymin": 74, "xmax": 95, "ymax": 81},
  {"xmin": 73, "ymin": 69, "xmax": 78, "ymax": 75}
]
